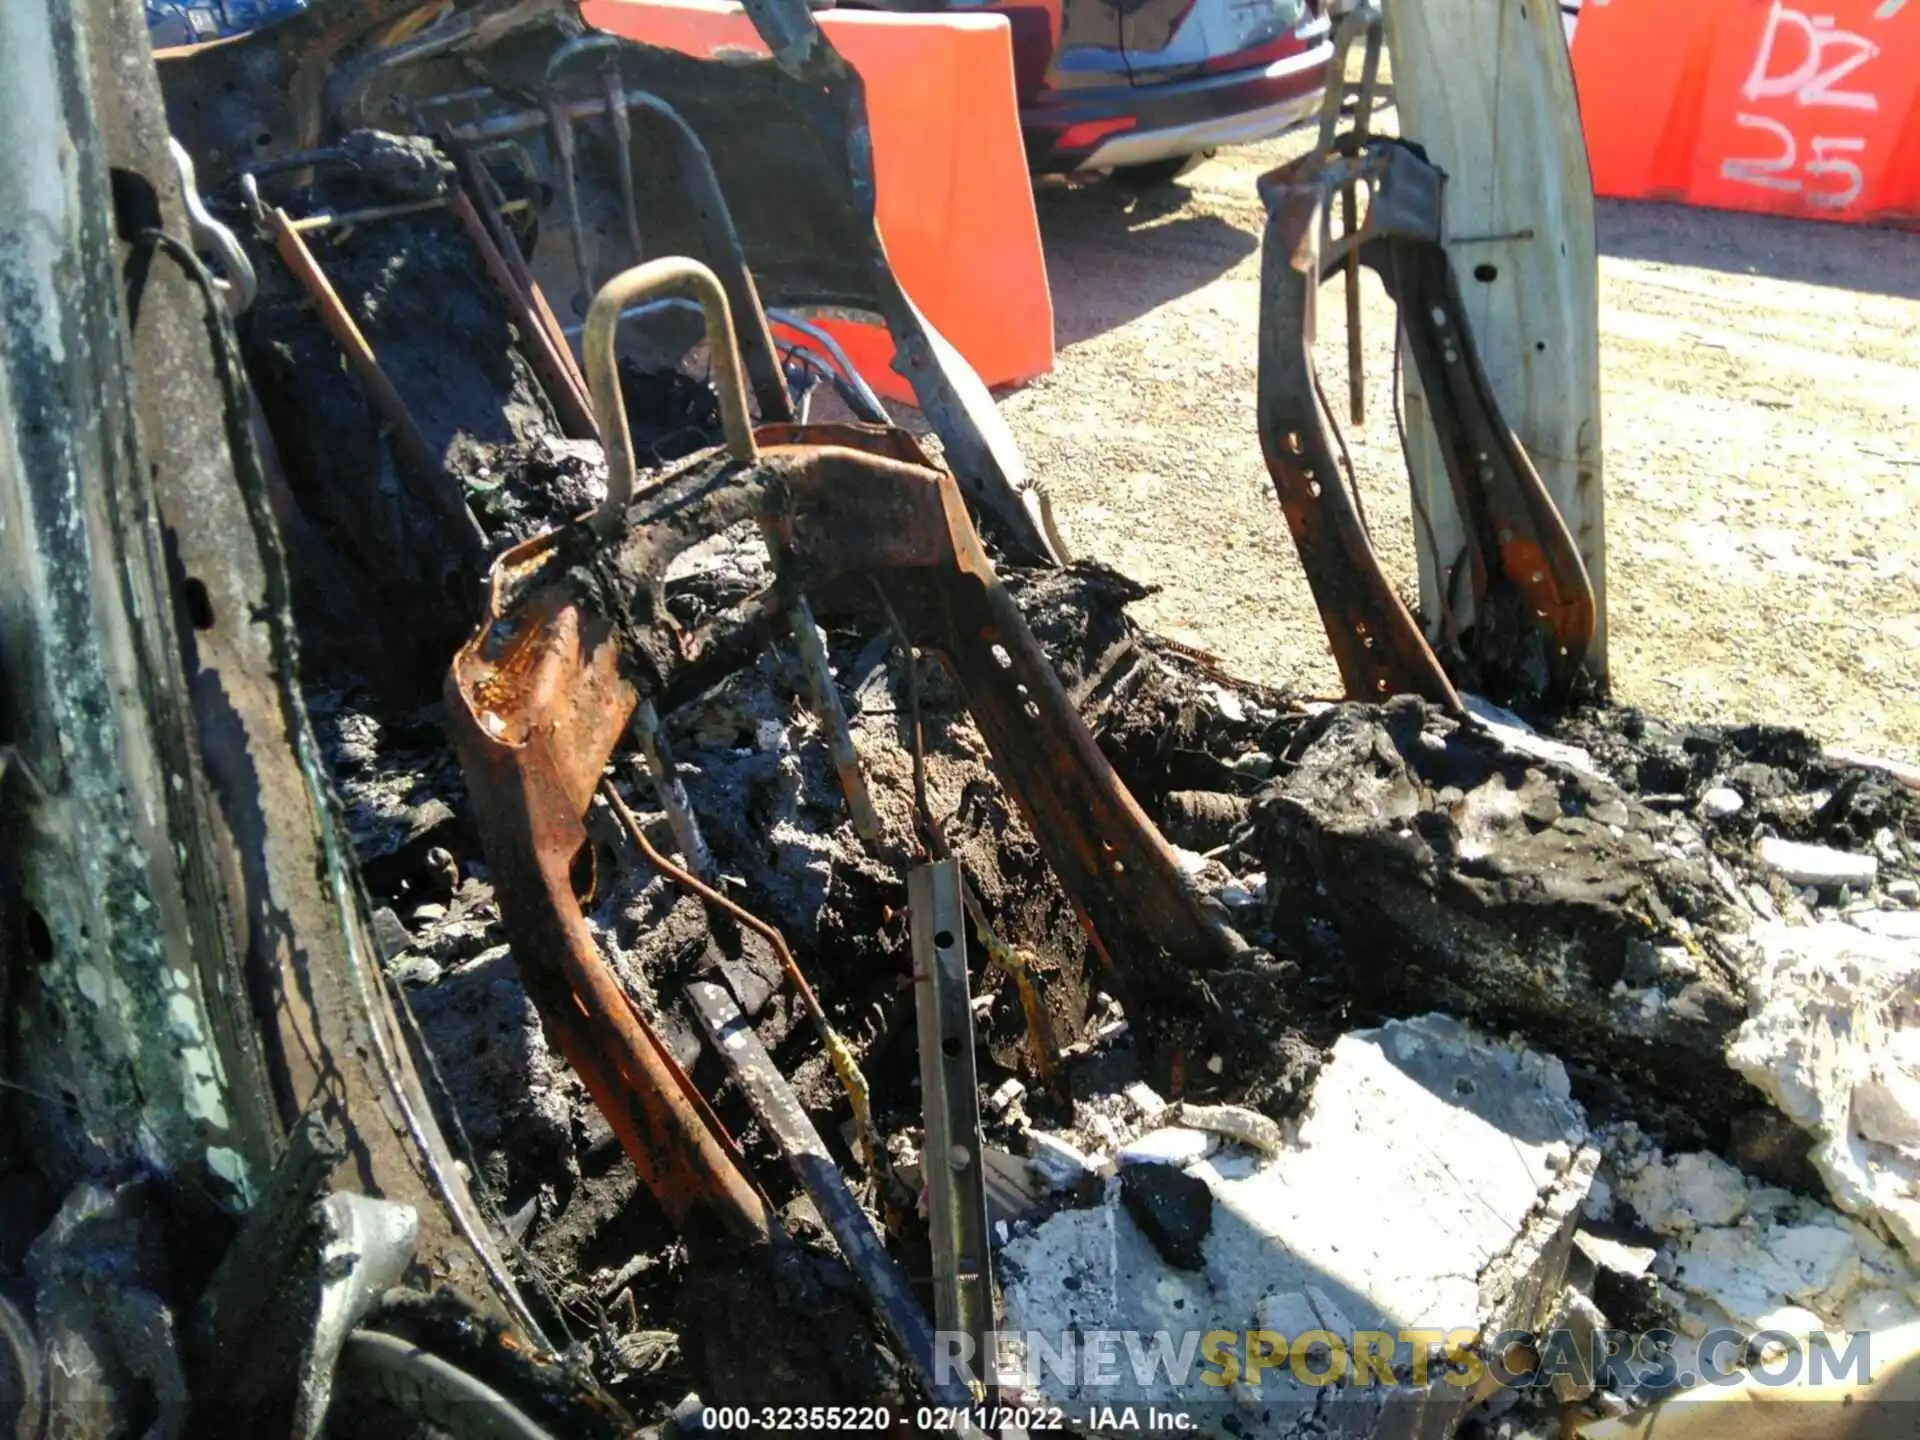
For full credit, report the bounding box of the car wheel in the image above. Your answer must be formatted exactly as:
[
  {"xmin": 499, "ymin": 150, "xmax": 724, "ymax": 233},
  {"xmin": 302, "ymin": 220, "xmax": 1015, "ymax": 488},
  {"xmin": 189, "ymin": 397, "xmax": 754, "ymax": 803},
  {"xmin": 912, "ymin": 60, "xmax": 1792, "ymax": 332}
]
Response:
[{"xmin": 1108, "ymin": 155, "xmax": 1204, "ymax": 189}]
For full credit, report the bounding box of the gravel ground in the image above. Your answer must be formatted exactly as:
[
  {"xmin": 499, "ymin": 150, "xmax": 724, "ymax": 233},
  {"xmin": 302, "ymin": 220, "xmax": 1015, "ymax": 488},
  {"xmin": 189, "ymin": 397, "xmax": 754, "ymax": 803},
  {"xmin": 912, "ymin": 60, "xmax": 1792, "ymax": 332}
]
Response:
[{"xmin": 993, "ymin": 116, "xmax": 1920, "ymax": 763}]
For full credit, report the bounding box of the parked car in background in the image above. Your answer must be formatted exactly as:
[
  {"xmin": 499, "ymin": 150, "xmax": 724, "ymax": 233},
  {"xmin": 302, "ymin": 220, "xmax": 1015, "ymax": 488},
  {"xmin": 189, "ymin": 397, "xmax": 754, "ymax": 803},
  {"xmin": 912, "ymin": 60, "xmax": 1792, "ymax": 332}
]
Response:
[{"xmin": 861, "ymin": 0, "xmax": 1332, "ymax": 184}]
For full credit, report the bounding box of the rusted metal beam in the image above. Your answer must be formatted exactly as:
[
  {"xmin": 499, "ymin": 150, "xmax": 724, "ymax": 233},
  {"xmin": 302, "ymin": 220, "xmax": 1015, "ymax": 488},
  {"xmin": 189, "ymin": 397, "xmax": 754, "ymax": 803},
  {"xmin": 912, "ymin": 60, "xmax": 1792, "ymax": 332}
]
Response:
[
  {"xmin": 686, "ymin": 980, "xmax": 976, "ymax": 1412},
  {"xmin": 449, "ymin": 73, "xmax": 813, "ymax": 433},
  {"xmin": 909, "ymin": 861, "xmax": 995, "ymax": 1389},
  {"xmin": 445, "ymin": 564, "xmax": 775, "ymax": 1244},
  {"xmin": 508, "ymin": 423, "xmax": 1243, "ymax": 981},
  {"xmin": 456, "ymin": 154, "xmax": 593, "ymax": 407},
  {"xmin": 1257, "ymin": 156, "xmax": 1460, "ymax": 710},
  {"xmin": 600, "ymin": 68, "xmax": 646, "ymax": 268},
  {"xmin": 446, "ymin": 271, "xmax": 1240, "ymax": 1244},
  {"xmin": 1256, "ymin": 139, "xmax": 1597, "ymax": 706},
  {"xmin": 602, "ymin": 780, "xmax": 875, "ymax": 1171},
  {"xmin": 446, "ymin": 187, "xmax": 599, "ymax": 441},
  {"xmin": 263, "ymin": 206, "xmax": 488, "ymax": 571},
  {"xmin": 784, "ymin": 593, "xmax": 883, "ymax": 844},
  {"xmin": 1386, "ymin": 237, "xmax": 1597, "ymax": 691}
]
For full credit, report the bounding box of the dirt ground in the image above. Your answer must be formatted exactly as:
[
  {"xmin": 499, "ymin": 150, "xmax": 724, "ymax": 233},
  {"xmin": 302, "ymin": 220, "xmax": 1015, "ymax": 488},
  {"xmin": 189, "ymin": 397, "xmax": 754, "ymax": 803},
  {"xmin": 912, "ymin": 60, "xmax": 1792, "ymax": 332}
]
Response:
[{"xmin": 995, "ymin": 116, "xmax": 1920, "ymax": 763}]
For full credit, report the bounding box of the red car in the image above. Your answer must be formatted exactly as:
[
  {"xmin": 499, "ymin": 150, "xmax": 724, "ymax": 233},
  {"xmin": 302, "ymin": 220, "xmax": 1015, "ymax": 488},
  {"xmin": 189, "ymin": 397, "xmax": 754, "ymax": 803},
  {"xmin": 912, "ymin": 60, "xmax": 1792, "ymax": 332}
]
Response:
[{"xmin": 895, "ymin": 0, "xmax": 1332, "ymax": 183}]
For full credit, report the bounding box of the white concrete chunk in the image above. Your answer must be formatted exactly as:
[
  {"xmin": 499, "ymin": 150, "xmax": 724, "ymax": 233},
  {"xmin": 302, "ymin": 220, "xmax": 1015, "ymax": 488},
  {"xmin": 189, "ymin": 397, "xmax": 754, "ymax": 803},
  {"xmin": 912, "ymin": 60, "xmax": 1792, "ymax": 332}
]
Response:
[
  {"xmin": 1853, "ymin": 1067, "xmax": 1920, "ymax": 1149},
  {"xmin": 1572, "ymin": 1230, "xmax": 1655, "ymax": 1278},
  {"xmin": 1756, "ymin": 837, "xmax": 1878, "ymax": 889},
  {"xmin": 1728, "ymin": 920, "xmax": 1920, "ymax": 1262},
  {"xmin": 1028, "ymin": 1131, "xmax": 1098, "ymax": 1191},
  {"xmin": 1701, "ymin": 786, "xmax": 1745, "ymax": 820},
  {"xmin": 999, "ymin": 1014, "xmax": 1595, "ymax": 1438},
  {"xmin": 1841, "ymin": 1286, "xmax": 1920, "ymax": 1332},
  {"xmin": 1621, "ymin": 1151, "xmax": 1749, "ymax": 1232},
  {"xmin": 1116, "ymin": 1126, "xmax": 1215, "ymax": 1168},
  {"xmin": 1123, "ymin": 1082, "xmax": 1169, "ymax": 1122},
  {"xmin": 1462, "ymin": 693, "xmax": 1601, "ymax": 777},
  {"xmin": 1174, "ymin": 1102, "xmax": 1285, "ymax": 1154},
  {"xmin": 1853, "ymin": 908, "xmax": 1920, "ymax": 943}
]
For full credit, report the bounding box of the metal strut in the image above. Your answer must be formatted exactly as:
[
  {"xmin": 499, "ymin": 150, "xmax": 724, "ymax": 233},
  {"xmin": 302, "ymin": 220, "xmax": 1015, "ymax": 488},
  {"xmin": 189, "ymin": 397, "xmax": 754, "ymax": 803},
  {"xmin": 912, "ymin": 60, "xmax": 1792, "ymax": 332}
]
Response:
[
  {"xmin": 910, "ymin": 860, "xmax": 995, "ymax": 1393},
  {"xmin": 1255, "ymin": 138, "xmax": 1596, "ymax": 707}
]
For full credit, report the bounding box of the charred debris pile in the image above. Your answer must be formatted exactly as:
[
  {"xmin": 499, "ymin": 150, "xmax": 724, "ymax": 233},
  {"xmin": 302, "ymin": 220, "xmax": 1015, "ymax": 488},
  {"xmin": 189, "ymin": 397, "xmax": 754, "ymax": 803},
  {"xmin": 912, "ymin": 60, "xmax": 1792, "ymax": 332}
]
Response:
[
  {"xmin": 224, "ymin": 127, "xmax": 1919, "ymax": 1434},
  {"xmin": 5, "ymin": 4, "xmax": 1915, "ymax": 1437}
]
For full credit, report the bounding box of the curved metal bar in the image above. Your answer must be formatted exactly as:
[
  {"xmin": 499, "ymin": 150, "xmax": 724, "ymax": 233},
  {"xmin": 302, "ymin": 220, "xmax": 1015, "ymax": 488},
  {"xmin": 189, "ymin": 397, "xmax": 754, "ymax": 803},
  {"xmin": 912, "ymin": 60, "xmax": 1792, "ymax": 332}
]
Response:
[
  {"xmin": 541, "ymin": 38, "xmax": 795, "ymax": 426},
  {"xmin": 542, "ymin": 29, "xmax": 622, "ymax": 83},
  {"xmin": 171, "ymin": 138, "xmax": 257, "ymax": 314},
  {"xmin": 1258, "ymin": 166, "xmax": 1462, "ymax": 711},
  {"xmin": 1255, "ymin": 137, "xmax": 1595, "ymax": 705},
  {"xmin": 769, "ymin": 308, "xmax": 889, "ymax": 423},
  {"xmin": 582, "ymin": 258, "xmax": 758, "ymax": 538}
]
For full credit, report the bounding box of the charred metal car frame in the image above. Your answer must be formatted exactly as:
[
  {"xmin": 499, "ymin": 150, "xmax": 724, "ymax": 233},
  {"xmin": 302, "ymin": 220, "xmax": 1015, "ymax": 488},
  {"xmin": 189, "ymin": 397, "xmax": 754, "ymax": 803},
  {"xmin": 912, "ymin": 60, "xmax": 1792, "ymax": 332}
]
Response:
[
  {"xmin": 1255, "ymin": 136, "xmax": 1596, "ymax": 710},
  {"xmin": 1, "ymin": 0, "xmax": 1232, "ymax": 1429},
  {"xmin": 0, "ymin": 0, "xmax": 623, "ymax": 1433},
  {"xmin": 443, "ymin": 248, "xmax": 1245, "ymax": 1227},
  {"xmin": 156, "ymin": 0, "xmax": 1068, "ymax": 567},
  {"xmin": 2, "ymin": 0, "xmax": 1607, "ymax": 1430}
]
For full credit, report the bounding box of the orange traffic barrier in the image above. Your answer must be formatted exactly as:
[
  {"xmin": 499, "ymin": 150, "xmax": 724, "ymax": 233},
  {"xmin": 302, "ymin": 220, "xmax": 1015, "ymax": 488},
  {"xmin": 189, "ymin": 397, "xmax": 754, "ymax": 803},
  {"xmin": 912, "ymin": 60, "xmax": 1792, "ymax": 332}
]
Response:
[
  {"xmin": 1570, "ymin": 0, "xmax": 1919, "ymax": 226},
  {"xmin": 584, "ymin": 0, "xmax": 1055, "ymax": 401}
]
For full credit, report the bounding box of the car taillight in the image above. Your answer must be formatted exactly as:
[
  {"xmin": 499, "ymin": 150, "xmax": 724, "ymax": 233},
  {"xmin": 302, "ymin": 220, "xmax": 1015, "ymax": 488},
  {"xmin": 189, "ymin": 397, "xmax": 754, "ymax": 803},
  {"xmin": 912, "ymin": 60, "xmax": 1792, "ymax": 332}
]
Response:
[{"xmin": 1056, "ymin": 116, "xmax": 1138, "ymax": 151}]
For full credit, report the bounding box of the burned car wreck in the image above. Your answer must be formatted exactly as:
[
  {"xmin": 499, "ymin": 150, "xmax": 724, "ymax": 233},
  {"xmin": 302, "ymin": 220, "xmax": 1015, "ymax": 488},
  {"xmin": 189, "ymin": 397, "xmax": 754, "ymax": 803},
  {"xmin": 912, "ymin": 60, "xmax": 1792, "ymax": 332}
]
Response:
[{"xmin": 3, "ymin": 0, "xmax": 1919, "ymax": 1437}]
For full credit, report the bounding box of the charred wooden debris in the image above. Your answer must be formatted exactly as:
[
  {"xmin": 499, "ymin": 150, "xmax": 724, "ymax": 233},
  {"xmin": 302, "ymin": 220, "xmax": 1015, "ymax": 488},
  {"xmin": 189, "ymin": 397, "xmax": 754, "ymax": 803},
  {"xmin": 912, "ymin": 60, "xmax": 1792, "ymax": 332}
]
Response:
[{"xmin": 2, "ymin": 2, "xmax": 1918, "ymax": 1438}]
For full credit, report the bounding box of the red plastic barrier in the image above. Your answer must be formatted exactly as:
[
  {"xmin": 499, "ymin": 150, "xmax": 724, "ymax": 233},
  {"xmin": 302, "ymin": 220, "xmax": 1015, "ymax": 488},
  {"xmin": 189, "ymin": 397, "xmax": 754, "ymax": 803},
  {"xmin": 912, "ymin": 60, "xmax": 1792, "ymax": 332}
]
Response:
[
  {"xmin": 584, "ymin": 0, "xmax": 1055, "ymax": 401},
  {"xmin": 1571, "ymin": 0, "xmax": 1919, "ymax": 226}
]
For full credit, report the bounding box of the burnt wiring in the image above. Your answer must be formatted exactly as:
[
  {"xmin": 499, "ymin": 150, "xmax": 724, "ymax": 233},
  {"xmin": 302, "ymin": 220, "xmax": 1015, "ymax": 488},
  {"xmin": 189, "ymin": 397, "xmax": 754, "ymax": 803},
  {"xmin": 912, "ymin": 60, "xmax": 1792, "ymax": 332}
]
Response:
[
  {"xmin": 1313, "ymin": 353, "xmax": 1372, "ymax": 544},
  {"xmin": 868, "ymin": 579, "xmax": 941, "ymax": 852},
  {"xmin": 599, "ymin": 777, "xmax": 877, "ymax": 1172},
  {"xmin": 390, "ymin": 980, "xmax": 589, "ymax": 1344},
  {"xmin": 868, "ymin": 580, "xmax": 1061, "ymax": 1091}
]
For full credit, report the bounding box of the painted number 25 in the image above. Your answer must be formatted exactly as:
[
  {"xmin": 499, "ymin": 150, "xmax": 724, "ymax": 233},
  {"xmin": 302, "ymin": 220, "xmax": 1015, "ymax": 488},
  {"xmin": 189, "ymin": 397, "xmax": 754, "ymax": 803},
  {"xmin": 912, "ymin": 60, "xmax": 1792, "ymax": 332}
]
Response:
[{"xmin": 1720, "ymin": 115, "xmax": 1866, "ymax": 208}]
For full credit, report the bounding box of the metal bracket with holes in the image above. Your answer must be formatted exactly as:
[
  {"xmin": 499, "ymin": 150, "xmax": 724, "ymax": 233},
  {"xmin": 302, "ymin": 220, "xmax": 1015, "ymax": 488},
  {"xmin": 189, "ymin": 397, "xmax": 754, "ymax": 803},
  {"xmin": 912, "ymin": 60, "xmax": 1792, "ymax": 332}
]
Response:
[
  {"xmin": 909, "ymin": 861, "xmax": 995, "ymax": 1392},
  {"xmin": 1256, "ymin": 138, "xmax": 1596, "ymax": 707}
]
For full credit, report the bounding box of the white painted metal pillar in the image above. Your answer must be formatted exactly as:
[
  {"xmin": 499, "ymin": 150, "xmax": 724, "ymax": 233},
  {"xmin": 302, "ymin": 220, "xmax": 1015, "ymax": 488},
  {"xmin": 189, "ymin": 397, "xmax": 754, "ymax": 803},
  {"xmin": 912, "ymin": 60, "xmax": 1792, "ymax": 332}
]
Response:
[{"xmin": 1382, "ymin": 0, "xmax": 1609, "ymax": 679}]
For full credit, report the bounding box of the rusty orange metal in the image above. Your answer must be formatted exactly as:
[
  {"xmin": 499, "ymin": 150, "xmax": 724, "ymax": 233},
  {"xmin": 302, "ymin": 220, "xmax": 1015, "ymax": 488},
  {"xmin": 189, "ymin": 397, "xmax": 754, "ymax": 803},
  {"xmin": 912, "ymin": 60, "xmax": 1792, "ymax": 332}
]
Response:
[
  {"xmin": 622, "ymin": 428, "xmax": 1246, "ymax": 981},
  {"xmin": 1255, "ymin": 139, "xmax": 1597, "ymax": 706},
  {"xmin": 447, "ymin": 533, "xmax": 772, "ymax": 1243},
  {"xmin": 447, "ymin": 415, "xmax": 1248, "ymax": 1241}
]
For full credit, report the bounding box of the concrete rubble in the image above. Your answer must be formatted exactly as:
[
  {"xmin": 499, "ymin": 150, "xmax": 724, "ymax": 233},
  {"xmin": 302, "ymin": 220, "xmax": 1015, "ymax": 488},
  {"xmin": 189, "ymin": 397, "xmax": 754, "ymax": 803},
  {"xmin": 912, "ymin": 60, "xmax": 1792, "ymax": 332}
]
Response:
[
  {"xmin": 1727, "ymin": 917, "xmax": 1920, "ymax": 1264},
  {"xmin": 999, "ymin": 1015, "xmax": 1597, "ymax": 1438},
  {"xmin": 1755, "ymin": 838, "xmax": 1880, "ymax": 891},
  {"xmin": 1608, "ymin": 1137, "xmax": 1920, "ymax": 1375}
]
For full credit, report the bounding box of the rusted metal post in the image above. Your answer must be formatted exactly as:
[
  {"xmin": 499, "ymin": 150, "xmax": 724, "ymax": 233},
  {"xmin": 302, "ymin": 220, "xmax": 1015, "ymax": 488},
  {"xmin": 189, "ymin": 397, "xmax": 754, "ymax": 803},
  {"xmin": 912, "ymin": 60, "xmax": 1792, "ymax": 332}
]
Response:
[
  {"xmin": 910, "ymin": 860, "xmax": 995, "ymax": 1391},
  {"xmin": 447, "ymin": 187, "xmax": 599, "ymax": 440},
  {"xmin": 546, "ymin": 96, "xmax": 595, "ymax": 313},
  {"xmin": 629, "ymin": 699, "xmax": 714, "ymax": 880},
  {"xmin": 263, "ymin": 206, "xmax": 487, "ymax": 568},
  {"xmin": 601, "ymin": 67, "xmax": 646, "ymax": 265},
  {"xmin": 786, "ymin": 594, "xmax": 883, "ymax": 843},
  {"xmin": 446, "ymin": 576, "xmax": 775, "ymax": 1245},
  {"xmin": 457, "ymin": 155, "xmax": 590, "ymax": 400},
  {"xmin": 686, "ymin": 981, "xmax": 975, "ymax": 1410}
]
